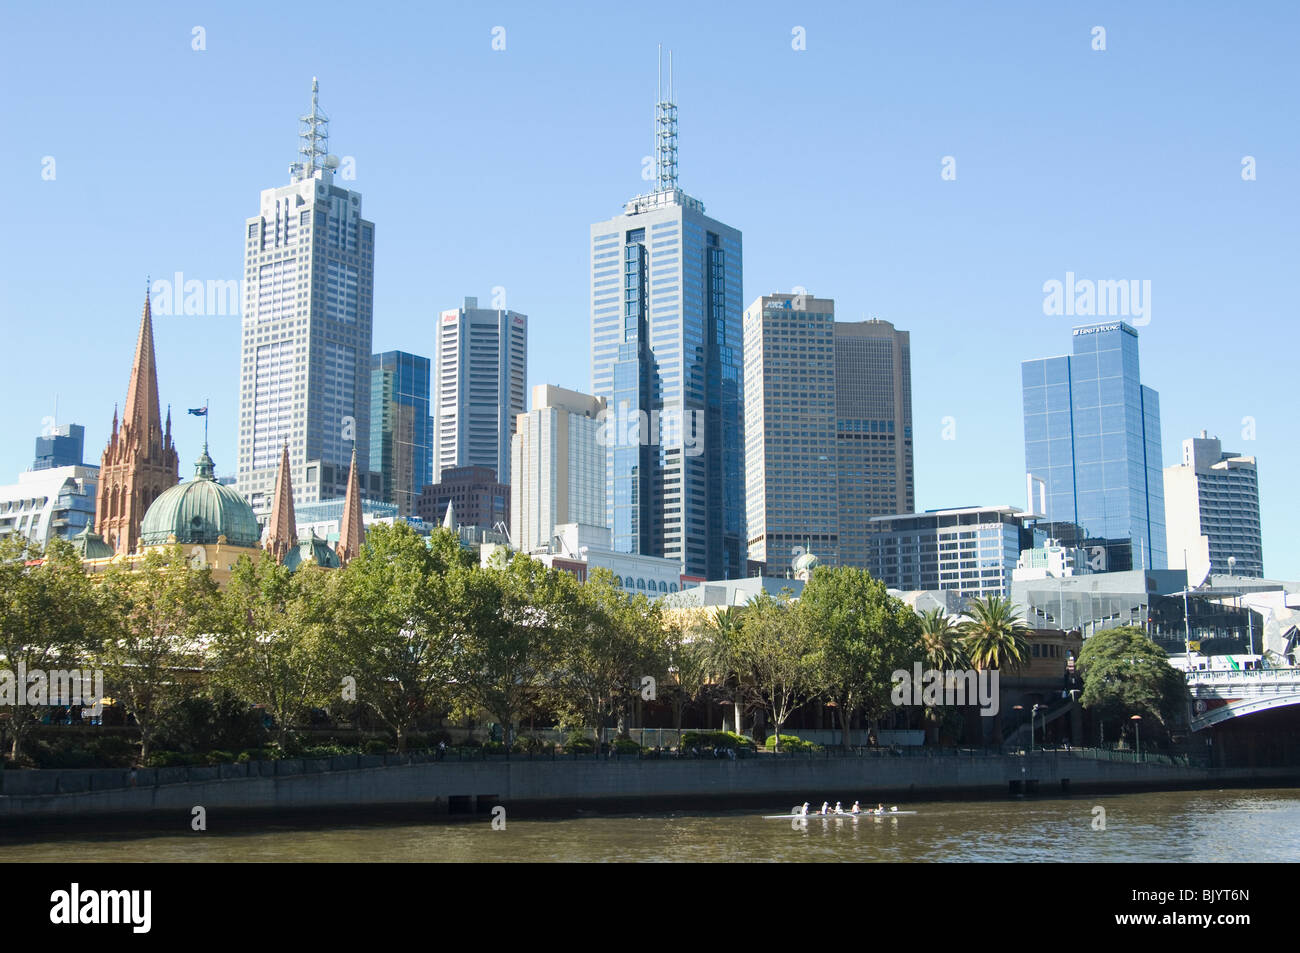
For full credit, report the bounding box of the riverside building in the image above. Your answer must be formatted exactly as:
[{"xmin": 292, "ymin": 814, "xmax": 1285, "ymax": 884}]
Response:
[{"xmin": 868, "ymin": 505, "xmax": 1035, "ymax": 600}]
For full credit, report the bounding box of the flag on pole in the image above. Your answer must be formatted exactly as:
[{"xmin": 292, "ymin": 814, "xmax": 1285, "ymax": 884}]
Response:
[{"xmin": 187, "ymin": 406, "xmax": 208, "ymax": 417}]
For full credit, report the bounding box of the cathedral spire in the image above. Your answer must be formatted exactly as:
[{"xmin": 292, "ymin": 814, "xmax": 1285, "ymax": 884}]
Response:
[
  {"xmin": 335, "ymin": 446, "xmax": 363, "ymax": 565},
  {"xmin": 266, "ymin": 442, "xmax": 298, "ymax": 564},
  {"xmin": 96, "ymin": 289, "xmax": 180, "ymax": 556},
  {"xmin": 123, "ymin": 290, "xmax": 165, "ymax": 451}
]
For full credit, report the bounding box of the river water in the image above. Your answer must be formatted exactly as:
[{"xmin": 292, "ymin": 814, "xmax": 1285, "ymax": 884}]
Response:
[{"xmin": 2, "ymin": 788, "xmax": 1296, "ymax": 862}]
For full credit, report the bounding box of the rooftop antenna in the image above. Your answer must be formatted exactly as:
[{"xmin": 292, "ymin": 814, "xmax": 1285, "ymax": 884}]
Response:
[
  {"xmin": 655, "ymin": 47, "xmax": 678, "ymax": 192},
  {"xmin": 294, "ymin": 77, "xmax": 330, "ymax": 180}
]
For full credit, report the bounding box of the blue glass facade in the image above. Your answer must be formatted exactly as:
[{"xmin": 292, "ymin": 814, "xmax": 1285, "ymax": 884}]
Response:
[
  {"xmin": 33, "ymin": 424, "xmax": 86, "ymax": 470},
  {"xmin": 1022, "ymin": 322, "xmax": 1166, "ymax": 571},
  {"xmin": 592, "ymin": 192, "xmax": 744, "ymax": 579},
  {"xmin": 370, "ymin": 350, "xmax": 432, "ymax": 517}
]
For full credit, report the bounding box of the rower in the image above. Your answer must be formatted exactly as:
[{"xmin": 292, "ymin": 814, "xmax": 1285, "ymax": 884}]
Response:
[
  {"xmin": 875, "ymin": 803, "xmax": 885, "ymax": 815},
  {"xmin": 850, "ymin": 801, "xmax": 861, "ymax": 814},
  {"xmin": 834, "ymin": 801, "xmax": 844, "ymax": 814},
  {"xmin": 800, "ymin": 802, "xmax": 809, "ymax": 817},
  {"xmin": 820, "ymin": 801, "xmax": 830, "ymax": 816}
]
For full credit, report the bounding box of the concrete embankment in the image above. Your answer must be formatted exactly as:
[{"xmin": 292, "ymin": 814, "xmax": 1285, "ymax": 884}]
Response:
[{"xmin": 2, "ymin": 752, "xmax": 1296, "ymax": 822}]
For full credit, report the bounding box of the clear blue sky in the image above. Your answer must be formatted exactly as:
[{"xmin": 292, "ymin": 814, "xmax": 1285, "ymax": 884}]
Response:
[{"xmin": 2, "ymin": 1, "xmax": 1296, "ymax": 577}]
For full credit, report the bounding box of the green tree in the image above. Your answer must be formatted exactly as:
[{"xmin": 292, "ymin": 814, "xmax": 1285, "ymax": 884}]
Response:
[
  {"xmin": 97, "ymin": 545, "xmax": 222, "ymax": 762},
  {"xmin": 729, "ymin": 591, "xmax": 818, "ymax": 751},
  {"xmin": 959, "ymin": 595, "xmax": 1030, "ymax": 672},
  {"xmin": 958, "ymin": 595, "xmax": 1029, "ymax": 746},
  {"xmin": 0, "ymin": 535, "xmax": 102, "ymax": 761},
  {"xmin": 328, "ymin": 523, "xmax": 467, "ymax": 752},
  {"xmin": 1077, "ymin": 626, "xmax": 1188, "ymax": 741},
  {"xmin": 447, "ymin": 554, "xmax": 566, "ymax": 745},
  {"xmin": 917, "ymin": 607, "xmax": 968, "ymax": 744},
  {"xmin": 547, "ymin": 569, "xmax": 667, "ymax": 750},
  {"xmin": 799, "ymin": 566, "xmax": 921, "ymax": 750},
  {"xmin": 662, "ymin": 618, "xmax": 712, "ymax": 734},
  {"xmin": 919, "ymin": 608, "xmax": 968, "ymax": 670},
  {"xmin": 212, "ymin": 555, "xmax": 336, "ymax": 745},
  {"xmin": 702, "ymin": 606, "xmax": 747, "ymax": 735}
]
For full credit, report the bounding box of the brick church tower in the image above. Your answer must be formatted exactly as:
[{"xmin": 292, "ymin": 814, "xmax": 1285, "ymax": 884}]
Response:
[{"xmin": 96, "ymin": 291, "xmax": 180, "ymax": 555}]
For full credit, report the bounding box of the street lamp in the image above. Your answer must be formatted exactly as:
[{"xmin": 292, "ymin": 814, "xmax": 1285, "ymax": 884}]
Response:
[
  {"xmin": 1130, "ymin": 714, "xmax": 1142, "ymax": 761},
  {"xmin": 1031, "ymin": 703, "xmax": 1041, "ymax": 751}
]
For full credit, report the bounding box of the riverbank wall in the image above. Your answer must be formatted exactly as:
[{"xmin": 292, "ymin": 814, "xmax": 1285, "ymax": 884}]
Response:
[{"xmin": 2, "ymin": 751, "xmax": 1296, "ymax": 822}]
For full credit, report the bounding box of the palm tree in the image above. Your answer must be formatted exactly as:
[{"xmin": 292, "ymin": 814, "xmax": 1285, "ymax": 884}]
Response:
[
  {"xmin": 959, "ymin": 595, "xmax": 1030, "ymax": 746},
  {"xmin": 920, "ymin": 608, "xmax": 968, "ymax": 671},
  {"xmin": 918, "ymin": 608, "xmax": 968, "ymax": 744},
  {"xmin": 959, "ymin": 596, "xmax": 1030, "ymax": 672},
  {"xmin": 704, "ymin": 606, "xmax": 746, "ymax": 735}
]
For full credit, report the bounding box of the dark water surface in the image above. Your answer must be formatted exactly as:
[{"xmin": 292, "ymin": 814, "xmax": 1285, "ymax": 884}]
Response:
[{"xmin": 2, "ymin": 788, "xmax": 1296, "ymax": 862}]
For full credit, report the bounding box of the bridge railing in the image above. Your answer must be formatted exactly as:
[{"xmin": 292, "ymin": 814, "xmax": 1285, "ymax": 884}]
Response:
[{"xmin": 1185, "ymin": 668, "xmax": 1300, "ymax": 686}]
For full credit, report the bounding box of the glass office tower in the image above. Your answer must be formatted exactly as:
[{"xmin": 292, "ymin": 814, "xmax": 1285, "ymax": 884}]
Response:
[
  {"xmin": 589, "ymin": 64, "xmax": 743, "ymax": 579},
  {"xmin": 1022, "ymin": 321, "xmax": 1166, "ymax": 572},
  {"xmin": 370, "ymin": 351, "xmax": 432, "ymax": 517}
]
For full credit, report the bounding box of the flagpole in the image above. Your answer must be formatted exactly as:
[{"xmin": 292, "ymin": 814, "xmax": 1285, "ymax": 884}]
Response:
[{"xmin": 204, "ymin": 397, "xmax": 209, "ymax": 448}]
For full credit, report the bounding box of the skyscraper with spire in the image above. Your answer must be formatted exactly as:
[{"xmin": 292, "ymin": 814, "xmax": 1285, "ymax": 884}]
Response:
[
  {"xmin": 236, "ymin": 79, "xmax": 377, "ymax": 520},
  {"xmin": 589, "ymin": 52, "xmax": 744, "ymax": 580},
  {"xmin": 96, "ymin": 291, "xmax": 180, "ymax": 555}
]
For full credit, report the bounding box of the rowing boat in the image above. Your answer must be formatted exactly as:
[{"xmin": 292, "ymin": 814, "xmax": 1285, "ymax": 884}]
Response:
[{"xmin": 762, "ymin": 810, "xmax": 918, "ymax": 819}]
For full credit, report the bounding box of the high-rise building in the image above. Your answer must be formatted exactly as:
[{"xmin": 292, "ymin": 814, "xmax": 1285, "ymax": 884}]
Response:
[
  {"xmin": 1022, "ymin": 321, "xmax": 1166, "ymax": 572},
  {"xmin": 511, "ymin": 384, "xmax": 607, "ymax": 554},
  {"xmin": 236, "ymin": 79, "xmax": 377, "ymax": 518},
  {"xmin": 416, "ymin": 465, "xmax": 509, "ymax": 532},
  {"xmin": 96, "ymin": 293, "xmax": 180, "ymax": 555},
  {"xmin": 868, "ymin": 505, "xmax": 1034, "ymax": 599},
  {"xmin": 743, "ymin": 293, "xmax": 839, "ymax": 571},
  {"xmin": 33, "ymin": 423, "xmax": 87, "ymax": 470},
  {"xmin": 834, "ymin": 319, "xmax": 914, "ymax": 569},
  {"xmin": 370, "ymin": 351, "xmax": 432, "ymax": 517},
  {"xmin": 433, "ymin": 296, "xmax": 527, "ymax": 486},
  {"xmin": 589, "ymin": 58, "xmax": 743, "ymax": 580},
  {"xmin": 1164, "ymin": 430, "xmax": 1263, "ymax": 583}
]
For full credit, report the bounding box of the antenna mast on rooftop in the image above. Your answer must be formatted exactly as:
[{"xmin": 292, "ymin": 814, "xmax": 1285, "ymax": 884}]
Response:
[
  {"xmin": 293, "ymin": 77, "xmax": 330, "ymax": 180},
  {"xmin": 655, "ymin": 47, "xmax": 678, "ymax": 192}
]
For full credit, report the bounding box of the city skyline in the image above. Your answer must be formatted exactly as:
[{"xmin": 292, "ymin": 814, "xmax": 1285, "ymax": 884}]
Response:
[{"xmin": 2, "ymin": 2, "xmax": 1297, "ymax": 577}]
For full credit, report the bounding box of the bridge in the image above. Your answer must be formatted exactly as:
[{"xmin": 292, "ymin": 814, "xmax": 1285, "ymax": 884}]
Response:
[{"xmin": 1187, "ymin": 668, "xmax": 1300, "ymax": 730}]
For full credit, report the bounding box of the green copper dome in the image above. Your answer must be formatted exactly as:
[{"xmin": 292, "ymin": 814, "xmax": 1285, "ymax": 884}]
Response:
[
  {"xmin": 139, "ymin": 448, "xmax": 261, "ymax": 548},
  {"xmin": 70, "ymin": 523, "xmax": 114, "ymax": 559},
  {"xmin": 283, "ymin": 534, "xmax": 341, "ymax": 571},
  {"xmin": 793, "ymin": 551, "xmax": 820, "ymax": 574}
]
